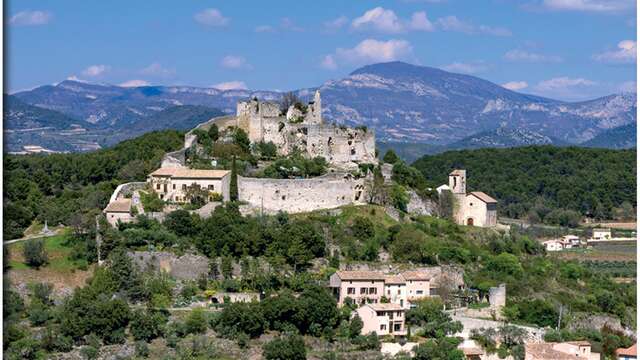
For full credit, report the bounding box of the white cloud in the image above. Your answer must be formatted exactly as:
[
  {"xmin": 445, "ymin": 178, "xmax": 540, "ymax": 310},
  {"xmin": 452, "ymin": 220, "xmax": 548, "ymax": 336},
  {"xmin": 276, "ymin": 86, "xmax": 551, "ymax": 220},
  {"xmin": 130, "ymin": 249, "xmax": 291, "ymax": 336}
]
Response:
[
  {"xmin": 502, "ymin": 81, "xmax": 529, "ymax": 91},
  {"xmin": 441, "ymin": 61, "xmax": 488, "ymax": 74},
  {"xmin": 140, "ymin": 63, "xmax": 175, "ymax": 78},
  {"xmin": 255, "ymin": 25, "xmax": 275, "ymax": 33},
  {"xmin": 9, "ymin": 10, "xmax": 52, "ymax": 26},
  {"xmin": 350, "ymin": 7, "xmax": 439, "ymax": 33},
  {"xmin": 542, "ymin": 0, "xmax": 634, "ymax": 13},
  {"xmin": 504, "ymin": 49, "xmax": 563, "ymax": 62},
  {"xmin": 82, "ymin": 65, "xmax": 110, "ymax": 77},
  {"xmin": 324, "ymin": 16, "xmax": 349, "ymax": 32},
  {"xmin": 618, "ymin": 80, "xmax": 637, "ymax": 93},
  {"xmin": 593, "ymin": 40, "xmax": 636, "ymax": 64},
  {"xmin": 320, "ymin": 55, "xmax": 338, "ymax": 70},
  {"xmin": 119, "ymin": 80, "xmax": 150, "ymax": 87},
  {"xmin": 436, "ymin": 16, "xmax": 475, "ymax": 33},
  {"xmin": 436, "ymin": 16, "xmax": 511, "ymax": 36},
  {"xmin": 194, "ymin": 8, "xmax": 229, "ymax": 27},
  {"xmin": 322, "ymin": 39, "xmax": 414, "ymax": 69},
  {"xmin": 66, "ymin": 75, "xmax": 88, "ymax": 83},
  {"xmin": 280, "ymin": 17, "xmax": 304, "ymax": 32},
  {"xmin": 532, "ymin": 77, "xmax": 598, "ymax": 99},
  {"xmin": 221, "ymin": 55, "xmax": 251, "ymax": 69},
  {"xmin": 409, "ymin": 12, "xmax": 435, "ymax": 31},
  {"xmin": 536, "ymin": 77, "xmax": 596, "ymax": 90},
  {"xmin": 213, "ymin": 81, "xmax": 247, "ymax": 90},
  {"xmin": 352, "ymin": 7, "xmax": 405, "ymax": 33}
]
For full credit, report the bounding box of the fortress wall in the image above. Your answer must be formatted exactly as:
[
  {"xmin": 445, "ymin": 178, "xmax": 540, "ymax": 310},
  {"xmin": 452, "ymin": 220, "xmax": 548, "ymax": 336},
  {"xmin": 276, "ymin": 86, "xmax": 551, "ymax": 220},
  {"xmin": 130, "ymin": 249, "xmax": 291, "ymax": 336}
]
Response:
[
  {"xmin": 238, "ymin": 173, "xmax": 367, "ymax": 214},
  {"xmin": 307, "ymin": 125, "xmax": 376, "ymax": 165}
]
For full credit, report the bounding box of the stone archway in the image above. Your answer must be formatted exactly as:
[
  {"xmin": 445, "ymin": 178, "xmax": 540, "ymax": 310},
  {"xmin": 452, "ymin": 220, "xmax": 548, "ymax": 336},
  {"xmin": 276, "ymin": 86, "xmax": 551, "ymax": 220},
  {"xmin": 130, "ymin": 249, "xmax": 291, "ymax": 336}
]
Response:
[{"xmin": 467, "ymin": 218, "xmax": 474, "ymax": 226}]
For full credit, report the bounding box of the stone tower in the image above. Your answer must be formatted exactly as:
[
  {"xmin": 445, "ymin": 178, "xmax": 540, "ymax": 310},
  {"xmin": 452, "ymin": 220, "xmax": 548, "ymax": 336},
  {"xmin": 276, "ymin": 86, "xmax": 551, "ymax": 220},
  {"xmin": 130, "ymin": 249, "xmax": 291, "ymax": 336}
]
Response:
[
  {"xmin": 449, "ymin": 169, "xmax": 466, "ymax": 194},
  {"xmin": 304, "ymin": 90, "xmax": 323, "ymax": 124}
]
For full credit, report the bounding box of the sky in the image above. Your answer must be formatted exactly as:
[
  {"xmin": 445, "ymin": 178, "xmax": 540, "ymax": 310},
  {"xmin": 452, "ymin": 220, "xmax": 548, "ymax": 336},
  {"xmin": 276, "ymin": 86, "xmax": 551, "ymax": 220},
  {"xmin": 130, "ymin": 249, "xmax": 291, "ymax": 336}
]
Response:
[{"xmin": 5, "ymin": 0, "xmax": 637, "ymax": 101}]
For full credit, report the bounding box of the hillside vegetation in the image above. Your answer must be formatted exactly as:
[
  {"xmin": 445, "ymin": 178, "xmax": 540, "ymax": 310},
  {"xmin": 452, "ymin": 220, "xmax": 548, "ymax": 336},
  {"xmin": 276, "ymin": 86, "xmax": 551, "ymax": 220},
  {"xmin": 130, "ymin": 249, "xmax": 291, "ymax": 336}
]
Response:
[
  {"xmin": 3, "ymin": 130, "xmax": 185, "ymax": 240},
  {"xmin": 413, "ymin": 146, "xmax": 636, "ymax": 223}
]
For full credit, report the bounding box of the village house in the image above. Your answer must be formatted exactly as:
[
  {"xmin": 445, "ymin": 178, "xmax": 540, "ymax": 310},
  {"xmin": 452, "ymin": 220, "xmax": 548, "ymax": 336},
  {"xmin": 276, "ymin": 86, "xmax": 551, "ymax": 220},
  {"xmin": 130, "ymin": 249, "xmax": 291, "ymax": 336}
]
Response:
[
  {"xmin": 329, "ymin": 270, "xmax": 432, "ymax": 308},
  {"xmin": 147, "ymin": 168, "xmax": 230, "ymax": 203},
  {"xmin": 592, "ymin": 228, "xmax": 612, "ymax": 241},
  {"xmin": 525, "ymin": 341, "xmax": 600, "ymax": 360},
  {"xmin": 103, "ymin": 198, "xmax": 133, "ymax": 227},
  {"xmin": 543, "ymin": 239, "xmax": 565, "ymax": 252},
  {"xmin": 441, "ymin": 169, "xmax": 498, "ymax": 227},
  {"xmin": 616, "ymin": 344, "xmax": 637, "ymax": 360},
  {"xmin": 356, "ymin": 303, "xmax": 407, "ymax": 336}
]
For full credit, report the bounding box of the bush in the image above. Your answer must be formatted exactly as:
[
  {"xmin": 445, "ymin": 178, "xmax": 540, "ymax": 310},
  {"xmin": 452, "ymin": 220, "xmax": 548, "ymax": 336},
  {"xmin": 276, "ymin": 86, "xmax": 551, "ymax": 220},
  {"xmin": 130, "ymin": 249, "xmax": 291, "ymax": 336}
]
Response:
[
  {"xmin": 185, "ymin": 308, "xmax": 208, "ymax": 335},
  {"xmin": 263, "ymin": 335, "xmax": 306, "ymax": 360},
  {"xmin": 135, "ymin": 341, "xmax": 150, "ymax": 358},
  {"xmin": 130, "ymin": 309, "xmax": 168, "ymax": 341},
  {"xmin": 23, "ymin": 239, "xmax": 48, "ymax": 268}
]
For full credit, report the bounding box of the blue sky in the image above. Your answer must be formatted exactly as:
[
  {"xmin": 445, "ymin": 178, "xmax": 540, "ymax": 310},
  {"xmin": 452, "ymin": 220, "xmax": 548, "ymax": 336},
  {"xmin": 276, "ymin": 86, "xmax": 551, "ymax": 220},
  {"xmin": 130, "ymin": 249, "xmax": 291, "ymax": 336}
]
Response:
[{"xmin": 6, "ymin": 0, "xmax": 637, "ymax": 101}]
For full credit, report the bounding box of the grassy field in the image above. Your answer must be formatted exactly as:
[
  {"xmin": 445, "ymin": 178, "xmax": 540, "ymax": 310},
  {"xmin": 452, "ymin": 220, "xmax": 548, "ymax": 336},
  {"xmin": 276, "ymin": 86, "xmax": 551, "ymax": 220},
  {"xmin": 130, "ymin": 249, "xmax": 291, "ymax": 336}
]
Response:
[
  {"xmin": 552, "ymin": 242, "xmax": 637, "ymax": 262},
  {"xmin": 6, "ymin": 231, "xmax": 95, "ymax": 296}
]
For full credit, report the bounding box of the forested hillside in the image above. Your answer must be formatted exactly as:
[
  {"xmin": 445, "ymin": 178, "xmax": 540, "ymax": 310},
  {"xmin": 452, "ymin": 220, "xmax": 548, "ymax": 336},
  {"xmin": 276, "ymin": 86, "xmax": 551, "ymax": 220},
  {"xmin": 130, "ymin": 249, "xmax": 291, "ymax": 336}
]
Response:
[
  {"xmin": 413, "ymin": 146, "xmax": 636, "ymax": 223},
  {"xmin": 3, "ymin": 130, "xmax": 185, "ymax": 239}
]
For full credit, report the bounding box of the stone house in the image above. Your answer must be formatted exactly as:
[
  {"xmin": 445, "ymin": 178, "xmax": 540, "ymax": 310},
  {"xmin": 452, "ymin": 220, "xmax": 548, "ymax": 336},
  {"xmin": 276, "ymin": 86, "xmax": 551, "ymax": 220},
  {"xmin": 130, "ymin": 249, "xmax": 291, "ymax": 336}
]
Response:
[
  {"xmin": 356, "ymin": 303, "xmax": 407, "ymax": 336},
  {"xmin": 147, "ymin": 168, "xmax": 230, "ymax": 203},
  {"xmin": 525, "ymin": 341, "xmax": 600, "ymax": 360},
  {"xmin": 443, "ymin": 169, "xmax": 497, "ymax": 227},
  {"xmin": 104, "ymin": 198, "xmax": 133, "ymax": 227},
  {"xmin": 329, "ymin": 270, "xmax": 432, "ymax": 309}
]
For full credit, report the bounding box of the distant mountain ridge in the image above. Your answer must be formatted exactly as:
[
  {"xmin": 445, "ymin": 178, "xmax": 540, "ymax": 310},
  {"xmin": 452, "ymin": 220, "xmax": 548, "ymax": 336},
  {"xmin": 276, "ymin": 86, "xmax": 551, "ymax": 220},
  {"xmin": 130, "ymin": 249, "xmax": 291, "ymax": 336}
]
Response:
[{"xmin": 7, "ymin": 61, "xmax": 636, "ymax": 152}]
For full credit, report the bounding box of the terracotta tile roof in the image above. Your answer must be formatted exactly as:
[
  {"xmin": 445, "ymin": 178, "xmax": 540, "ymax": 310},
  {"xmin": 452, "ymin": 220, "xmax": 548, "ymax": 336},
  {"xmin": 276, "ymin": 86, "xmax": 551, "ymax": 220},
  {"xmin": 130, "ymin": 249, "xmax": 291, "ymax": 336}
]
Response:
[
  {"xmin": 104, "ymin": 199, "xmax": 132, "ymax": 213},
  {"xmin": 616, "ymin": 344, "xmax": 637, "ymax": 356},
  {"xmin": 334, "ymin": 271, "xmax": 386, "ymax": 281},
  {"xmin": 384, "ymin": 275, "xmax": 406, "ymax": 284},
  {"xmin": 525, "ymin": 343, "xmax": 579, "ymax": 360},
  {"xmin": 461, "ymin": 347, "xmax": 484, "ymax": 356},
  {"xmin": 150, "ymin": 167, "xmax": 230, "ymax": 179},
  {"xmin": 368, "ymin": 303, "xmax": 405, "ymax": 311},
  {"xmin": 469, "ymin": 191, "xmax": 497, "ymax": 203},
  {"xmin": 401, "ymin": 270, "xmax": 431, "ymax": 281},
  {"xmin": 449, "ymin": 169, "xmax": 465, "ymax": 175}
]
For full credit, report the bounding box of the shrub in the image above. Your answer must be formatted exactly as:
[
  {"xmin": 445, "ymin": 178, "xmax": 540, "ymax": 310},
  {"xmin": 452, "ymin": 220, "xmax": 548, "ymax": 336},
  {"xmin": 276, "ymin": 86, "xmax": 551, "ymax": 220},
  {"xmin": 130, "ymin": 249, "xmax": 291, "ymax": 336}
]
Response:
[
  {"xmin": 263, "ymin": 335, "xmax": 306, "ymax": 360},
  {"xmin": 23, "ymin": 239, "xmax": 48, "ymax": 268},
  {"xmin": 185, "ymin": 308, "xmax": 208, "ymax": 335}
]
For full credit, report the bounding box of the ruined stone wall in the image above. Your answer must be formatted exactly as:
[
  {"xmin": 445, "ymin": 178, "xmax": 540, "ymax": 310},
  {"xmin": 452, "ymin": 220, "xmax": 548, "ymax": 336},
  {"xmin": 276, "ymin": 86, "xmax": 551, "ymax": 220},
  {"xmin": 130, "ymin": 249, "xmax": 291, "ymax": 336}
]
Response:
[
  {"xmin": 307, "ymin": 125, "xmax": 376, "ymax": 166},
  {"xmin": 238, "ymin": 173, "xmax": 368, "ymax": 214}
]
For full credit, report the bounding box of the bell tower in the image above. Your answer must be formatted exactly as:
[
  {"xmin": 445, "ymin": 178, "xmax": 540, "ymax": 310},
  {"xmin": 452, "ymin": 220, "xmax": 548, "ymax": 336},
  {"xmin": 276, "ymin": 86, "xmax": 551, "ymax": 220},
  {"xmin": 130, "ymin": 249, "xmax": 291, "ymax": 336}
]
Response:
[{"xmin": 449, "ymin": 169, "xmax": 466, "ymax": 194}]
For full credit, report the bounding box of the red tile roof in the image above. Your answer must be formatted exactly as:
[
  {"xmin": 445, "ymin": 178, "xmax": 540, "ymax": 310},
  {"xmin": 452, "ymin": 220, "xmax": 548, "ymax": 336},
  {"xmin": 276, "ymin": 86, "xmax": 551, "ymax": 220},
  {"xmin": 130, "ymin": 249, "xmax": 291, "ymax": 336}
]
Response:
[
  {"xmin": 469, "ymin": 191, "xmax": 497, "ymax": 203},
  {"xmin": 617, "ymin": 344, "xmax": 637, "ymax": 356}
]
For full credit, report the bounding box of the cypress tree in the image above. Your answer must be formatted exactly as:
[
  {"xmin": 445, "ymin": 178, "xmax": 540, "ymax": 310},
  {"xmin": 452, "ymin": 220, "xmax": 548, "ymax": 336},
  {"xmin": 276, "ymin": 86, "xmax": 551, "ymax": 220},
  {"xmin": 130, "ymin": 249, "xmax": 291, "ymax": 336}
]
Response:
[{"xmin": 230, "ymin": 156, "xmax": 238, "ymax": 201}]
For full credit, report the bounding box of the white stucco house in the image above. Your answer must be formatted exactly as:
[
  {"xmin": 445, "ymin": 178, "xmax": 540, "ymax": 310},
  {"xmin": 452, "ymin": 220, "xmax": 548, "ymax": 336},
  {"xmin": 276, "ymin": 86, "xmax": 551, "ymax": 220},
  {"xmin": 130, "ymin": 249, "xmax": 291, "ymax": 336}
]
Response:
[
  {"xmin": 147, "ymin": 168, "xmax": 230, "ymax": 203},
  {"xmin": 356, "ymin": 303, "xmax": 407, "ymax": 336}
]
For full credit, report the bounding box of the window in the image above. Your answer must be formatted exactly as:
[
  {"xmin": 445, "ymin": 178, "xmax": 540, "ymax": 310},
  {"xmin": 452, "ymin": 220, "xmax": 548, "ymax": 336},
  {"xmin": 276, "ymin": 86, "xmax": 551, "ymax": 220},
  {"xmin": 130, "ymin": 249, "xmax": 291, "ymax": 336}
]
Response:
[
  {"xmin": 380, "ymin": 324, "xmax": 386, "ymax": 331},
  {"xmin": 376, "ymin": 311, "xmax": 384, "ymax": 317},
  {"xmin": 156, "ymin": 184, "xmax": 161, "ymax": 190},
  {"xmin": 396, "ymin": 311, "xmax": 402, "ymax": 317},
  {"xmin": 417, "ymin": 290, "xmax": 424, "ymax": 295},
  {"xmin": 397, "ymin": 289, "xmax": 401, "ymax": 295},
  {"xmin": 394, "ymin": 323, "xmax": 402, "ymax": 331},
  {"xmin": 347, "ymin": 287, "xmax": 355, "ymax": 295},
  {"xmin": 208, "ymin": 185, "xmax": 214, "ymax": 190},
  {"xmin": 182, "ymin": 184, "xmax": 187, "ymax": 190},
  {"xmin": 360, "ymin": 288, "xmax": 368, "ymax": 295},
  {"xmin": 369, "ymin": 287, "xmax": 377, "ymax": 294}
]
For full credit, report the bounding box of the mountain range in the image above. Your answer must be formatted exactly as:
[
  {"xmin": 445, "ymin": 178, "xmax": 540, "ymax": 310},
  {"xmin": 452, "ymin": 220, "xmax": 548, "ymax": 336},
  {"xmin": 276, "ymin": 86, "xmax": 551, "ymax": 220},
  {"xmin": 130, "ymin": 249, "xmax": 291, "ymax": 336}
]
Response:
[{"xmin": 5, "ymin": 61, "xmax": 636, "ymax": 153}]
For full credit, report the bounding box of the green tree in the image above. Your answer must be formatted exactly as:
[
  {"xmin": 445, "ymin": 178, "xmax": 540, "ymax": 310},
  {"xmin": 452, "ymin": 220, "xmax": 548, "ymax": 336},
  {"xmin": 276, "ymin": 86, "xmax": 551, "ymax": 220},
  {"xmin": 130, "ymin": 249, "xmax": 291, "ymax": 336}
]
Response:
[
  {"xmin": 263, "ymin": 335, "xmax": 307, "ymax": 360},
  {"xmin": 23, "ymin": 238, "xmax": 48, "ymax": 268},
  {"xmin": 230, "ymin": 156, "xmax": 239, "ymax": 201},
  {"xmin": 233, "ymin": 128, "xmax": 251, "ymax": 154},
  {"xmin": 208, "ymin": 124, "xmax": 220, "ymax": 142},
  {"xmin": 406, "ymin": 298, "xmax": 462, "ymax": 338},
  {"xmin": 382, "ymin": 149, "xmax": 400, "ymax": 164},
  {"xmin": 130, "ymin": 309, "xmax": 168, "ymax": 341}
]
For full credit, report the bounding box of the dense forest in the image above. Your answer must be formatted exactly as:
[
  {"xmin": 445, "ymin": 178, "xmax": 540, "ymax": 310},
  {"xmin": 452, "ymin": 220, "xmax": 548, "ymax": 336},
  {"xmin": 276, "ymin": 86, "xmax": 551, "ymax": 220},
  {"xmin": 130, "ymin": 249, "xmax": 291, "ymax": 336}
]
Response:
[
  {"xmin": 413, "ymin": 146, "xmax": 637, "ymax": 223},
  {"xmin": 3, "ymin": 130, "xmax": 185, "ymax": 239}
]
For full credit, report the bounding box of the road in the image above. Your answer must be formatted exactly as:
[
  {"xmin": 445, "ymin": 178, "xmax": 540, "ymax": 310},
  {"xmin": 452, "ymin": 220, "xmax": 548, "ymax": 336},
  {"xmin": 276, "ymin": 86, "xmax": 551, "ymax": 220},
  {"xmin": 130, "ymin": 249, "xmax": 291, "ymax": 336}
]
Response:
[{"xmin": 3, "ymin": 230, "xmax": 63, "ymax": 246}]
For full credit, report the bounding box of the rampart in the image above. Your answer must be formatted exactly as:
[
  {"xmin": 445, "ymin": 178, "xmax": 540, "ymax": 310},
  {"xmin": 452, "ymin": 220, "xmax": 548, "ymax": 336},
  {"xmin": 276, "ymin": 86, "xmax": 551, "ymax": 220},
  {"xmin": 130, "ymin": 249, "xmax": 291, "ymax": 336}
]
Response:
[{"xmin": 238, "ymin": 172, "xmax": 367, "ymax": 214}]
